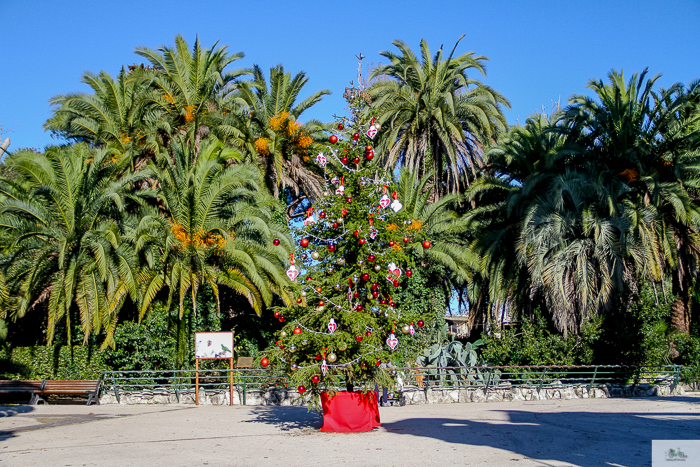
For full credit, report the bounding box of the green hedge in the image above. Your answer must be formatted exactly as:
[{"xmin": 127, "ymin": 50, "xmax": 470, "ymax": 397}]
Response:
[{"xmin": 0, "ymin": 346, "xmax": 107, "ymax": 380}]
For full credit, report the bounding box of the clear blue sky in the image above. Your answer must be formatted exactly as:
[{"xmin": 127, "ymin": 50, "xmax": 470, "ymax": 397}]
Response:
[{"xmin": 2, "ymin": 0, "xmax": 699, "ymax": 150}]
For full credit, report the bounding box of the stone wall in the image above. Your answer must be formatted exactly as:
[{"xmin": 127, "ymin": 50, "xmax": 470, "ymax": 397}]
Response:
[{"xmin": 99, "ymin": 382, "xmax": 684, "ymax": 405}]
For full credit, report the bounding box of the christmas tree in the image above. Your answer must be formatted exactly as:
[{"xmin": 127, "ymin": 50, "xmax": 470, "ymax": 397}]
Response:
[{"xmin": 262, "ymin": 82, "xmax": 433, "ymax": 402}]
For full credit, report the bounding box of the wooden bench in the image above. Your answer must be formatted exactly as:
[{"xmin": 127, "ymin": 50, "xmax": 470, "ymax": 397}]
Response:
[
  {"xmin": 32, "ymin": 380, "xmax": 102, "ymax": 406},
  {"xmin": 0, "ymin": 380, "xmax": 44, "ymax": 404}
]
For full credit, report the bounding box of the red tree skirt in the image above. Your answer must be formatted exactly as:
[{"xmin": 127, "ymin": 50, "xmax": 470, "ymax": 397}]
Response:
[{"xmin": 320, "ymin": 391, "xmax": 381, "ymax": 433}]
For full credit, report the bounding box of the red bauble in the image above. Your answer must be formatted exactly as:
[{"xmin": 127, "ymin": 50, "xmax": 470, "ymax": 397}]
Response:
[
  {"xmin": 306, "ymin": 276, "xmax": 312, "ymax": 281},
  {"xmin": 366, "ymin": 153, "xmax": 374, "ymax": 161},
  {"xmin": 389, "ymin": 301, "xmax": 396, "ymax": 307},
  {"xmin": 393, "ymin": 280, "xmax": 400, "ymax": 288},
  {"xmin": 361, "ymin": 362, "xmax": 367, "ymax": 370},
  {"xmin": 359, "ymin": 238, "xmax": 366, "ymax": 245},
  {"xmin": 319, "ymin": 211, "xmax": 326, "ymax": 219},
  {"xmin": 417, "ymin": 320, "xmax": 425, "ymax": 327},
  {"xmin": 388, "ymin": 240, "xmax": 395, "ymax": 247},
  {"xmin": 273, "ymin": 239, "xmax": 280, "ymax": 246},
  {"xmin": 293, "ymin": 327, "xmax": 302, "ymax": 334},
  {"xmin": 328, "ymin": 244, "xmax": 336, "ymax": 252},
  {"xmin": 371, "ymin": 282, "xmax": 378, "ymax": 290},
  {"xmin": 352, "ymin": 132, "xmax": 360, "ymax": 140},
  {"xmin": 380, "ymin": 299, "xmax": 387, "ymax": 305},
  {"xmin": 361, "ymin": 273, "xmax": 370, "ymax": 281},
  {"xmin": 300, "ymin": 238, "xmax": 310, "ymax": 247},
  {"xmin": 354, "ymin": 291, "xmax": 360, "ymax": 298},
  {"xmin": 372, "ymin": 291, "xmax": 379, "ymax": 298},
  {"xmin": 406, "ymin": 269, "xmax": 413, "ymax": 277},
  {"xmin": 352, "ymin": 157, "xmax": 360, "ymax": 164},
  {"xmin": 318, "ymin": 300, "xmax": 325, "ymax": 306},
  {"xmin": 298, "ymin": 385, "xmax": 306, "ymax": 394},
  {"xmin": 316, "ymin": 287, "xmax": 322, "ymax": 293},
  {"xmin": 365, "ymin": 145, "xmax": 373, "ymax": 152},
  {"xmin": 357, "ymin": 305, "xmax": 364, "ymax": 311},
  {"xmin": 403, "ymin": 237, "xmax": 410, "ymax": 243},
  {"xmin": 260, "ymin": 358, "xmax": 270, "ymax": 367},
  {"xmin": 353, "ymin": 230, "xmax": 359, "ymax": 237},
  {"xmin": 422, "ymin": 240, "xmax": 432, "ymax": 249},
  {"xmin": 329, "ymin": 135, "xmax": 338, "ymax": 144},
  {"xmin": 368, "ymin": 255, "xmax": 376, "ymax": 262},
  {"xmin": 333, "ymin": 222, "xmax": 339, "ymax": 228},
  {"xmin": 376, "ymin": 359, "xmax": 382, "ymax": 366},
  {"xmin": 356, "ymin": 336, "xmax": 363, "ymax": 342},
  {"xmin": 274, "ymin": 311, "xmax": 280, "ymax": 318},
  {"xmin": 315, "ymin": 354, "xmax": 322, "ymax": 361},
  {"xmin": 341, "ymin": 157, "xmax": 349, "ymax": 165},
  {"xmin": 338, "ymin": 123, "xmax": 344, "ymax": 130},
  {"xmin": 346, "ymin": 197, "xmax": 352, "ymax": 203},
  {"xmin": 312, "ymin": 375, "xmax": 320, "ymax": 384},
  {"xmin": 296, "ymin": 298, "xmax": 302, "ymax": 304},
  {"xmin": 278, "ymin": 316, "xmax": 285, "ymax": 322},
  {"xmin": 365, "ymin": 330, "xmax": 372, "ymax": 337}
]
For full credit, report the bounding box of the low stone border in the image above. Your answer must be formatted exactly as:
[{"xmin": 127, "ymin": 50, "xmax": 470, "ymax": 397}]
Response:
[{"xmin": 99, "ymin": 382, "xmax": 684, "ymax": 405}]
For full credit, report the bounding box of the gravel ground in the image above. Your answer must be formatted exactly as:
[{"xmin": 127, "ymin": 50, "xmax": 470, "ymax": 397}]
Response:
[{"xmin": 1, "ymin": 394, "xmax": 699, "ymax": 466}]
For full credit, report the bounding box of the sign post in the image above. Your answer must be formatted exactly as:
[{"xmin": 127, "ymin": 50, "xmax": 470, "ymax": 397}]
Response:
[{"xmin": 194, "ymin": 332, "xmax": 235, "ymax": 406}]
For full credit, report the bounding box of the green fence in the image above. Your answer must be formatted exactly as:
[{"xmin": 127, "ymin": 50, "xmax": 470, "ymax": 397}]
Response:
[{"xmin": 101, "ymin": 364, "xmax": 684, "ymax": 404}]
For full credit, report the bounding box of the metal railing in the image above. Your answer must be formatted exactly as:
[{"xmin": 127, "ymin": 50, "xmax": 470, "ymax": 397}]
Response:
[{"xmin": 101, "ymin": 365, "xmax": 684, "ymax": 403}]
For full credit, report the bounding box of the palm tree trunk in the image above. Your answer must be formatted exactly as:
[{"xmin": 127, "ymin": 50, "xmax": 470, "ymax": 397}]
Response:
[{"xmin": 671, "ymin": 291, "xmax": 690, "ymax": 334}]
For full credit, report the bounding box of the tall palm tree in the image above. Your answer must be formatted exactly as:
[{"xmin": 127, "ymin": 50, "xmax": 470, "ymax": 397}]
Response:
[
  {"xmin": 369, "ymin": 36, "xmax": 510, "ymax": 196},
  {"xmin": 226, "ymin": 64, "xmax": 330, "ymax": 212},
  {"xmin": 132, "ymin": 35, "xmax": 249, "ymax": 154},
  {"xmin": 564, "ymin": 69, "xmax": 700, "ymax": 333},
  {"xmin": 137, "ymin": 137, "xmax": 294, "ymax": 322},
  {"xmin": 0, "ymin": 144, "xmax": 145, "ymax": 347}
]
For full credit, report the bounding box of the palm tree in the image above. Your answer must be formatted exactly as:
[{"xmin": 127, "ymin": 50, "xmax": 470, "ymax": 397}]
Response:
[
  {"xmin": 44, "ymin": 68, "xmax": 152, "ymax": 153},
  {"xmin": 226, "ymin": 64, "xmax": 330, "ymax": 213},
  {"xmin": 137, "ymin": 137, "xmax": 294, "ymax": 323},
  {"xmin": 369, "ymin": 36, "xmax": 510, "ymax": 196},
  {"xmin": 564, "ymin": 69, "xmax": 700, "ymax": 333},
  {"xmin": 132, "ymin": 34, "xmax": 249, "ymax": 154},
  {"xmin": 0, "ymin": 144, "xmax": 145, "ymax": 347}
]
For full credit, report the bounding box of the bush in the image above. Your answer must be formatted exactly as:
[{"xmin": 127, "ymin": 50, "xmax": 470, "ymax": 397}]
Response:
[{"xmin": 0, "ymin": 345, "xmax": 106, "ymax": 380}]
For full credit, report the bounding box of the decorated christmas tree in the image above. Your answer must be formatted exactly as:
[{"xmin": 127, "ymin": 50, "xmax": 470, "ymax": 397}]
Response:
[{"xmin": 262, "ymin": 81, "xmax": 434, "ymax": 407}]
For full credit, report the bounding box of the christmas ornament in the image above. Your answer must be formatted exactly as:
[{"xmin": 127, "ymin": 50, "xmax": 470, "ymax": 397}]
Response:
[
  {"xmin": 321, "ymin": 359, "xmax": 328, "ymax": 376},
  {"xmin": 352, "ymin": 132, "xmax": 360, "ymax": 140},
  {"xmin": 296, "ymin": 298, "xmax": 302, "ymax": 304},
  {"xmin": 422, "ymin": 240, "xmax": 432, "ymax": 249},
  {"xmin": 291, "ymin": 363, "xmax": 298, "ymax": 370},
  {"xmin": 315, "ymin": 153, "xmax": 328, "ymax": 167},
  {"xmin": 374, "ymin": 265, "xmax": 381, "ymax": 271},
  {"xmin": 312, "ymin": 375, "xmax": 320, "ymax": 384},
  {"xmin": 368, "ymin": 255, "xmax": 376, "ymax": 262},
  {"xmin": 338, "ymin": 341, "xmax": 348, "ymax": 351},
  {"xmin": 352, "ymin": 275, "xmax": 359, "ymax": 283},
  {"xmin": 331, "ymin": 176, "xmax": 339, "ymax": 185},
  {"xmin": 403, "ymin": 237, "xmax": 410, "ymax": 243},
  {"xmin": 300, "ymin": 291, "xmax": 307, "ymax": 297},
  {"xmin": 352, "ymin": 157, "xmax": 360, "ymax": 164},
  {"xmin": 401, "ymin": 324, "xmax": 410, "ymax": 334},
  {"xmin": 260, "ymin": 358, "xmax": 270, "ymax": 367},
  {"xmin": 357, "ymin": 260, "xmax": 364, "ymax": 266},
  {"xmin": 303, "ymin": 209, "xmax": 316, "ymax": 226},
  {"xmin": 365, "ymin": 330, "xmax": 372, "ymax": 337},
  {"xmin": 390, "ymin": 191, "xmax": 403, "ymax": 212},
  {"xmin": 300, "ymin": 238, "xmax": 310, "ymax": 247},
  {"xmin": 357, "ymin": 305, "xmax": 364, "ymax": 311},
  {"xmin": 274, "ymin": 311, "xmax": 280, "ymax": 318},
  {"xmin": 337, "ymin": 258, "xmax": 345, "ymax": 265},
  {"xmin": 279, "ymin": 316, "xmax": 285, "ymax": 322},
  {"xmin": 328, "ymin": 318, "xmax": 337, "ymax": 333},
  {"xmin": 332, "ymin": 222, "xmax": 338, "ymax": 229},
  {"xmin": 356, "ymin": 336, "xmax": 363, "ymax": 342},
  {"xmin": 386, "ymin": 333, "xmax": 399, "ymax": 350},
  {"xmin": 367, "ymin": 124, "xmax": 379, "ymax": 139},
  {"xmin": 361, "ymin": 273, "xmax": 370, "ymax": 281},
  {"xmin": 289, "ymin": 345, "xmax": 296, "ymax": 353},
  {"xmin": 406, "ymin": 269, "xmax": 413, "ymax": 277},
  {"xmin": 327, "ymin": 266, "xmax": 334, "ymax": 274},
  {"xmin": 298, "ymin": 385, "xmax": 306, "ymax": 393},
  {"xmin": 371, "ymin": 282, "xmax": 378, "ymax": 290},
  {"xmin": 301, "ymin": 339, "xmax": 308, "ymax": 346},
  {"xmin": 337, "ymin": 123, "xmax": 344, "ymax": 130},
  {"xmin": 334, "ymin": 284, "xmax": 341, "ymax": 291},
  {"xmin": 318, "ymin": 300, "xmax": 325, "ymax": 306},
  {"xmin": 365, "ymin": 145, "xmax": 373, "ymax": 152},
  {"xmin": 366, "ymin": 151, "xmax": 374, "ymax": 161},
  {"xmin": 315, "ymin": 354, "xmax": 322, "ymax": 361},
  {"xmin": 376, "ymin": 359, "xmax": 382, "ymax": 366},
  {"xmin": 319, "ymin": 211, "xmax": 326, "ymax": 219},
  {"xmin": 409, "ymin": 324, "xmax": 415, "ymax": 336},
  {"xmin": 273, "ymin": 239, "xmax": 280, "ymax": 246},
  {"xmin": 341, "ymin": 157, "xmax": 349, "ymax": 165},
  {"xmin": 393, "ymin": 280, "xmax": 400, "ymax": 287},
  {"xmin": 368, "ymin": 228, "xmax": 379, "ymax": 240},
  {"xmin": 311, "ymin": 251, "xmax": 320, "ymax": 260},
  {"xmin": 327, "ymin": 352, "xmax": 337, "ymax": 362},
  {"xmin": 417, "ymin": 320, "xmax": 425, "ymax": 327},
  {"xmin": 286, "ymin": 264, "xmax": 299, "ymax": 281},
  {"xmin": 293, "ymin": 327, "xmax": 302, "ymax": 334},
  {"xmin": 379, "ymin": 193, "xmax": 391, "ymax": 209},
  {"xmin": 359, "ymin": 238, "xmax": 366, "ymax": 245},
  {"xmin": 389, "ymin": 240, "xmax": 395, "ymax": 247},
  {"xmin": 280, "ymin": 330, "xmax": 287, "ymax": 338},
  {"xmin": 335, "ymin": 176, "xmax": 345, "ymax": 195},
  {"xmin": 328, "ymin": 244, "xmax": 336, "ymax": 252},
  {"xmin": 329, "ymin": 135, "xmax": 338, "ymax": 144},
  {"xmin": 346, "ymin": 197, "xmax": 352, "ymax": 203}
]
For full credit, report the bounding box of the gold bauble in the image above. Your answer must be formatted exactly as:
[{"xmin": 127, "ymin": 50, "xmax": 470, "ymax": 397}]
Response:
[
  {"xmin": 374, "ymin": 265, "xmax": 381, "ymax": 271},
  {"xmin": 300, "ymin": 290, "xmax": 307, "ymax": 297},
  {"xmin": 336, "ymin": 258, "xmax": 346, "ymax": 266},
  {"xmin": 401, "ymin": 324, "xmax": 410, "ymax": 334},
  {"xmin": 311, "ymin": 251, "xmax": 320, "ymax": 260},
  {"xmin": 327, "ymin": 352, "xmax": 337, "ymax": 363},
  {"xmin": 338, "ymin": 342, "xmax": 348, "ymax": 351},
  {"xmin": 334, "ymin": 284, "xmax": 342, "ymax": 291},
  {"xmin": 280, "ymin": 330, "xmax": 288, "ymax": 338}
]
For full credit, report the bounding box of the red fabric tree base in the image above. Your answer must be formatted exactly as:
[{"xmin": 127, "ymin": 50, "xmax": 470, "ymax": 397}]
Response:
[{"xmin": 320, "ymin": 391, "xmax": 381, "ymax": 432}]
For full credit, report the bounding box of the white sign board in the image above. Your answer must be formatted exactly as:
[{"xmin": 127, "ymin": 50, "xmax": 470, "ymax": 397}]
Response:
[{"xmin": 195, "ymin": 332, "xmax": 234, "ymax": 359}]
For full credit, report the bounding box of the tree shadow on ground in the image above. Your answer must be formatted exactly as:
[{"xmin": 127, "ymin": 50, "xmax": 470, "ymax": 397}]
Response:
[
  {"xmin": 0, "ymin": 405, "xmax": 35, "ymax": 442},
  {"xmin": 381, "ymin": 405, "xmax": 700, "ymax": 466},
  {"xmin": 243, "ymin": 406, "xmax": 322, "ymax": 431}
]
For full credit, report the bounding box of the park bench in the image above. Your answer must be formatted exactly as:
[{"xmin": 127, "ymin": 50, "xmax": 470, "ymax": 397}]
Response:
[
  {"xmin": 0, "ymin": 380, "xmax": 43, "ymax": 404},
  {"xmin": 31, "ymin": 380, "xmax": 102, "ymax": 406}
]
